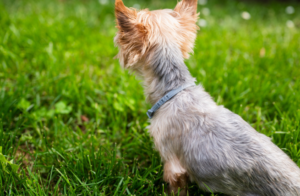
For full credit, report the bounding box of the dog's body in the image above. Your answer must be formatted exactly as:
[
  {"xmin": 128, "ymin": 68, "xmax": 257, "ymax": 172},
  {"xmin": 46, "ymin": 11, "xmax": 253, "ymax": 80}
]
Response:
[
  {"xmin": 151, "ymin": 84, "xmax": 300, "ymax": 196},
  {"xmin": 114, "ymin": 0, "xmax": 300, "ymax": 195}
]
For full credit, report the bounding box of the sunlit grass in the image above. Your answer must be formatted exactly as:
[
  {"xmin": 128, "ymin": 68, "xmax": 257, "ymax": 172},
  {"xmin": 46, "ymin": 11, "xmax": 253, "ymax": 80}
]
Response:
[{"xmin": 0, "ymin": 0, "xmax": 299, "ymax": 195}]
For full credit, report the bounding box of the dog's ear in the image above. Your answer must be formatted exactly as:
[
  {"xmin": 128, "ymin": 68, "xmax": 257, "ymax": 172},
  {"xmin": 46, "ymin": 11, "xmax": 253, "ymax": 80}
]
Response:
[
  {"xmin": 115, "ymin": 0, "xmax": 137, "ymax": 32},
  {"xmin": 174, "ymin": 0, "xmax": 199, "ymax": 59},
  {"xmin": 115, "ymin": 0, "xmax": 148, "ymax": 67},
  {"xmin": 174, "ymin": 0, "xmax": 198, "ymax": 16}
]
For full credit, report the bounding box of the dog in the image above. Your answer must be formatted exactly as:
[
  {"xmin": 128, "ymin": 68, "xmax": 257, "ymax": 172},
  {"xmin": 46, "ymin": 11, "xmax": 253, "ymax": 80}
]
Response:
[{"xmin": 114, "ymin": 0, "xmax": 300, "ymax": 195}]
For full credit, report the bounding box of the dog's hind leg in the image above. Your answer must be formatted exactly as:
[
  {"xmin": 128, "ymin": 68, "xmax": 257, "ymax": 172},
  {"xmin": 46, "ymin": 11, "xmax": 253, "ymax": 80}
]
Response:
[{"xmin": 163, "ymin": 159, "xmax": 189, "ymax": 196}]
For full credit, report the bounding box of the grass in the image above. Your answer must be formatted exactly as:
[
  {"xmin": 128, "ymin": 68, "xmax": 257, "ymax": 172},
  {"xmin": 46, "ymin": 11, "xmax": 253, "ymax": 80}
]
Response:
[{"xmin": 0, "ymin": 0, "xmax": 299, "ymax": 195}]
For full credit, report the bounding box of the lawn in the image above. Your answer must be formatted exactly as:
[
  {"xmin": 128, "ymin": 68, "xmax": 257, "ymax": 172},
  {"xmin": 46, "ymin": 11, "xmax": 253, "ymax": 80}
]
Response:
[{"xmin": 0, "ymin": 0, "xmax": 299, "ymax": 195}]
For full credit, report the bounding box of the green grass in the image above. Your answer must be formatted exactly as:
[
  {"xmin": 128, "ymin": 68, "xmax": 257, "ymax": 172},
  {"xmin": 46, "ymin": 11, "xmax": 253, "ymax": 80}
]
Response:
[{"xmin": 0, "ymin": 0, "xmax": 299, "ymax": 195}]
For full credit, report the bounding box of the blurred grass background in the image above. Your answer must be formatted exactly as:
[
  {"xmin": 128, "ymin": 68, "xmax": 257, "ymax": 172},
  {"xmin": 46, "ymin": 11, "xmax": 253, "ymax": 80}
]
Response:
[{"xmin": 0, "ymin": 0, "xmax": 299, "ymax": 195}]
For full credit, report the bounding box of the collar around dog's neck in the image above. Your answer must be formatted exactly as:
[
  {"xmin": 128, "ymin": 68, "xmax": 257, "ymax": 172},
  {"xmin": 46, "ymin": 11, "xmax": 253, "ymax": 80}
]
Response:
[{"xmin": 146, "ymin": 83, "xmax": 195, "ymax": 119}]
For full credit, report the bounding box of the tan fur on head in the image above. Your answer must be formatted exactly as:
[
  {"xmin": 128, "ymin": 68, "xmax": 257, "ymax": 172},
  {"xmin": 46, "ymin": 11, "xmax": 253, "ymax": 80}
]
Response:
[
  {"xmin": 114, "ymin": 0, "xmax": 148, "ymax": 67},
  {"xmin": 114, "ymin": 0, "xmax": 199, "ymax": 68},
  {"xmin": 174, "ymin": 0, "xmax": 198, "ymax": 15},
  {"xmin": 174, "ymin": 0, "xmax": 199, "ymax": 58}
]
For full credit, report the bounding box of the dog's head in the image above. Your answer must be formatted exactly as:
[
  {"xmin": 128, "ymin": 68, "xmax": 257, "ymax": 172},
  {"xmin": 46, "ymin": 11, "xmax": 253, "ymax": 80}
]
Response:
[{"xmin": 114, "ymin": 0, "xmax": 199, "ymax": 70}]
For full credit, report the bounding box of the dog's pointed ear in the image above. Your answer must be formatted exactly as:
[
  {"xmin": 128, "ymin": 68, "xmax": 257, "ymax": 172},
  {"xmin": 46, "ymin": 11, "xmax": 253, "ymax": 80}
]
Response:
[
  {"xmin": 174, "ymin": 0, "xmax": 198, "ymax": 16},
  {"xmin": 173, "ymin": 0, "xmax": 199, "ymax": 59},
  {"xmin": 115, "ymin": 0, "xmax": 137, "ymax": 32},
  {"xmin": 115, "ymin": 0, "xmax": 148, "ymax": 67}
]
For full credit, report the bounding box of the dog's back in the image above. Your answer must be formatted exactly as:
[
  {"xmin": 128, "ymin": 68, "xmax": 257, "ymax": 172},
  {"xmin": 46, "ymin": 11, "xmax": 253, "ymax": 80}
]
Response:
[{"xmin": 154, "ymin": 86, "xmax": 300, "ymax": 195}]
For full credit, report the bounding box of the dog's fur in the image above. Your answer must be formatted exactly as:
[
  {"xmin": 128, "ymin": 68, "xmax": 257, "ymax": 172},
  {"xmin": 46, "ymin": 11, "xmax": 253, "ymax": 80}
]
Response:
[{"xmin": 114, "ymin": 0, "xmax": 300, "ymax": 195}]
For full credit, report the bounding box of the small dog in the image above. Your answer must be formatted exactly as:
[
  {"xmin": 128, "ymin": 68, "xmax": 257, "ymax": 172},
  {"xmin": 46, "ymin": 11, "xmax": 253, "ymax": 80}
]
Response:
[{"xmin": 114, "ymin": 0, "xmax": 300, "ymax": 195}]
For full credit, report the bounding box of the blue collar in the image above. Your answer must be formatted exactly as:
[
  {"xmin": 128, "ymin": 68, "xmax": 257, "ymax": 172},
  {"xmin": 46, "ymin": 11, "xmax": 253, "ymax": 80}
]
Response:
[{"xmin": 147, "ymin": 83, "xmax": 195, "ymax": 119}]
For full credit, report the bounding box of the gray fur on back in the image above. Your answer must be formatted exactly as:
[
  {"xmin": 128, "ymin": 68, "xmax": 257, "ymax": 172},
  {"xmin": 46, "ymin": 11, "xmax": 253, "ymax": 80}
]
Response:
[
  {"xmin": 150, "ymin": 84, "xmax": 300, "ymax": 196},
  {"xmin": 146, "ymin": 41, "xmax": 300, "ymax": 196}
]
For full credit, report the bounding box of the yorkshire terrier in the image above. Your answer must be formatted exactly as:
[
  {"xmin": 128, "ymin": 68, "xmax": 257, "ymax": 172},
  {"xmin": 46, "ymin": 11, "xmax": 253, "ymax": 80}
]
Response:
[{"xmin": 114, "ymin": 0, "xmax": 300, "ymax": 195}]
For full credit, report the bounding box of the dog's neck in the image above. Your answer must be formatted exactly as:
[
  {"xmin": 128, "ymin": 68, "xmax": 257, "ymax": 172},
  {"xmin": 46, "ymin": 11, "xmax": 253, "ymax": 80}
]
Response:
[{"xmin": 143, "ymin": 45, "xmax": 195, "ymax": 105}]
